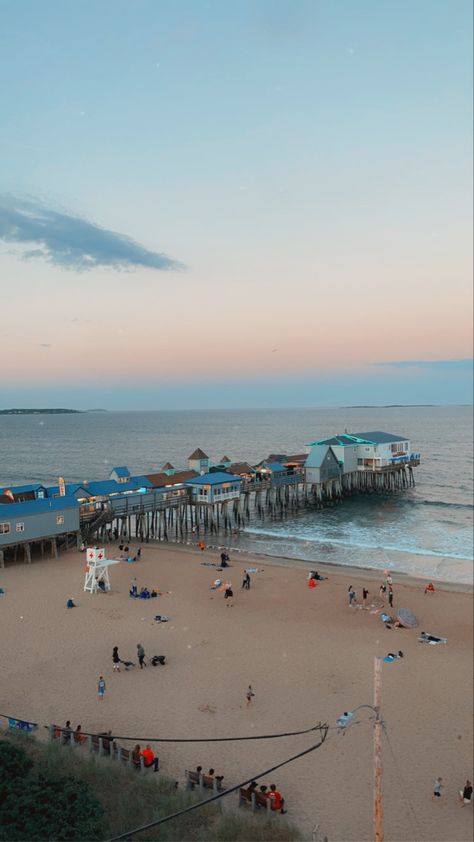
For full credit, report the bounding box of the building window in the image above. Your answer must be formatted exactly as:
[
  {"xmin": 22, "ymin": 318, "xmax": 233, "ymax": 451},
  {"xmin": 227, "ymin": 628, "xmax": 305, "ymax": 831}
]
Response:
[
  {"xmin": 0, "ymin": 522, "xmax": 11, "ymax": 534},
  {"xmin": 56, "ymin": 515, "xmax": 65, "ymax": 525},
  {"xmin": 16, "ymin": 522, "xmax": 25, "ymax": 533}
]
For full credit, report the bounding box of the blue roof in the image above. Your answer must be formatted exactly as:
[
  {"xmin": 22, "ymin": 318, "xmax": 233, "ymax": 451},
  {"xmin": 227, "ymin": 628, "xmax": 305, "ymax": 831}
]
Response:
[
  {"xmin": 185, "ymin": 472, "xmax": 242, "ymax": 486},
  {"xmin": 306, "ymin": 434, "xmax": 373, "ymax": 447},
  {"xmin": 0, "ymin": 496, "xmax": 79, "ymax": 517},
  {"xmin": 111, "ymin": 466, "xmax": 130, "ymax": 478},
  {"xmin": 82, "ymin": 479, "xmax": 143, "ymax": 496},
  {"xmin": 46, "ymin": 483, "xmax": 90, "ymax": 498},
  {"xmin": 262, "ymin": 462, "xmax": 287, "ymax": 472},
  {"xmin": 352, "ymin": 431, "xmax": 408, "ymax": 444},
  {"xmin": 130, "ymin": 475, "xmax": 153, "ymax": 488},
  {"xmin": 0, "ymin": 484, "xmax": 47, "ymax": 496}
]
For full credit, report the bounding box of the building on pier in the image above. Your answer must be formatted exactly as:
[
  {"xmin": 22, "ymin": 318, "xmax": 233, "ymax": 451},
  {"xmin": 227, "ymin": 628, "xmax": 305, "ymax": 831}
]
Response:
[
  {"xmin": 305, "ymin": 445, "xmax": 341, "ymax": 484},
  {"xmin": 0, "ymin": 483, "xmax": 48, "ymax": 502},
  {"xmin": 109, "ymin": 466, "xmax": 131, "ymax": 483},
  {"xmin": 0, "ymin": 496, "xmax": 80, "ymax": 566},
  {"xmin": 185, "ymin": 471, "xmax": 242, "ymax": 503},
  {"xmin": 188, "ymin": 448, "xmax": 210, "ymax": 474},
  {"xmin": 307, "ymin": 431, "xmax": 416, "ymax": 473}
]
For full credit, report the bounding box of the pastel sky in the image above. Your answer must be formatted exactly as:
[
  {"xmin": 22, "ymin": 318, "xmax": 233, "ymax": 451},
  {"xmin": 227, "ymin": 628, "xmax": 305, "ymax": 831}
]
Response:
[{"xmin": 1, "ymin": 0, "xmax": 472, "ymax": 409}]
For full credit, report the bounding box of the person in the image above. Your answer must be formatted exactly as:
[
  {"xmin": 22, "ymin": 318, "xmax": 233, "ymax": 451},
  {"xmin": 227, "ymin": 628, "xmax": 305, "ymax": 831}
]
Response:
[
  {"xmin": 142, "ymin": 744, "xmax": 159, "ymax": 772},
  {"xmin": 119, "ymin": 544, "xmax": 124, "ymax": 551},
  {"xmin": 425, "ymin": 582, "xmax": 435, "ymax": 594},
  {"xmin": 242, "ymin": 571, "xmax": 251, "ymax": 590},
  {"xmin": 130, "ymin": 580, "xmax": 138, "ymax": 597},
  {"xmin": 63, "ymin": 720, "xmax": 72, "ymax": 744},
  {"xmin": 246, "ymin": 685, "xmax": 255, "ymax": 706},
  {"xmin": 420, "ymin": 631, "xmax": 444, "ymax": 644},
  {"xmin": 459, "ymin": 780, "xmax": 472, "ymax": 806},
  {"xmin": 139, "ymin": 587, "xmax": 150, "ymax": 599},
  {"xmin": 385, "ymin": 650, "xmax": 403, "ymax": 661},
  {"xmin": 112, "ymin": 646, "xmax": 121, "ymax": 673},
  {"xmin": 132, "ymin": 744, "xmax": 141, "ymax": 771},
  {"xmin": 388, "ymin": 587, "xmax": 394, "ymax": 608},
  {"xmin": 137, "ymin": 547, "xmax": 142, "ymax": 560},
  {"xmin": 97, "ymin": 577, "xmax": 107, "ymax": 592},
  {"xmin": 259, "ymin": 785, "xmax": 268, "ymax": 795},
  {"xmin": 224, "ymin": 584, "xmax": 233, "ymax": 604},
  {"xmin": 246, "ymin": 780, "xmax": 258, "ymax": 796},
  {"xmin": 348, "ymin": 587, "xmax": 356, "ymax": 606},
  {"xmin": 362, "ymin": 588, "xmax": 369, "ymax": 603},
  {"xmin": 199, "ymin": 542, "xmax": 205, "ymax": 552},
  {"xmin": 220, "ymin": 552, "xmax": 227, "ymax": 566},
  {"xmin": 386, "ymin": 574, "xmax": 393, "ymax": 586},
  {"xmin": 433, "ymin": 777, "xmax": 443, "ymax": 798},
  {"xmin": 66, "ymin": 598, "xmax": 76, "ymax": 608},
  {"xmin": 98, "ymin": 675, "xmax": 106, "ymax": 700},
  {"xmin": 74, "ymin": 724, "xmax": 87, "ymax": 744},
  {"xmin": 380, "ymin": 583, "xmax": 387, "ymax": 598},
  {"xmin": 137, "ymin": 643, "xmax": 146, "ymax": 668},
  {"xmin": 151, "ymin": 589, "xmax": 158, "ymax": 598},
  {"xmin": 267, "ymin": 783, "xmax": 287, "ymax": 814},
  {"xmin": 207, "ymin": 768, "xmax": 215, "ymax": 779}
]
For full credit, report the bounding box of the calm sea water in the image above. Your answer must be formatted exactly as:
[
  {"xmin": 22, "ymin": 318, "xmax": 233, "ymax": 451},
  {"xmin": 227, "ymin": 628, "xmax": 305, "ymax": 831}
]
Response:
[{"xmin": 0, "ymin": 406, "xmax": 472, "ymax": 583}]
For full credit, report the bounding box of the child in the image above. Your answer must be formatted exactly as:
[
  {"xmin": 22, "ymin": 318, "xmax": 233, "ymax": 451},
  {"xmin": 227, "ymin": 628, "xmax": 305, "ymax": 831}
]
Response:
[
  {"xmin": 98, "ymin": 675, "xmax": 106, "ymax": 700},
  {"xmin": 246, "ymin": 685, "xmax": 255, "ymax": 706},
  {"xmin": 432, "ymin": 777, "xmax": 443, "ymax": 799}
]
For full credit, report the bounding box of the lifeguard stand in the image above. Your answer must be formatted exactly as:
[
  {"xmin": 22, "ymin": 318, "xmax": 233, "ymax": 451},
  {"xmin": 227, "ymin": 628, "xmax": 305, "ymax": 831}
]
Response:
[{"xmin": 84, "ymin": 547, "xmax": 112, "ymax": 593}]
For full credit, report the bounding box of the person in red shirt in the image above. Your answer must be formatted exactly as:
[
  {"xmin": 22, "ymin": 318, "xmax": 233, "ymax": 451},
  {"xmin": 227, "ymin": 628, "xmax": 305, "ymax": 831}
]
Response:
[
  {"xmin": 141, "ymin": 744, "xmax": 159, "ymax": 772},
  {"xmin": 267, "ymin": 784, "xmax": 287, "ymax": 814}
]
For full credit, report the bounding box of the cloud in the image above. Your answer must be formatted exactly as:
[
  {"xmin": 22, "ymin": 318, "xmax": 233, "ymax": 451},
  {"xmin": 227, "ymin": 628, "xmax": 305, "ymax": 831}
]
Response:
[
  {"xmin": 39, "ymin": 343, "xmax": 52, "ymax": 348},
  {"xmin": 0, "ymin": 195, "xmax": 184, "ymax": 272},
  {"xmin": 376, "ymin": 359, "xmax": 473, "ymax": 371}
]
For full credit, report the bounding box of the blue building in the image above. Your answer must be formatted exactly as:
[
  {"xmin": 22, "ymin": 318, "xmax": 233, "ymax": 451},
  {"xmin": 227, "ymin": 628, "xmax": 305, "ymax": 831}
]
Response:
[
  {"xmin": 185, "ymin": 472, "xmax": 241, "ymax": 503},
  {"xmin": 0, "ymin": 496, "xmax": 80, "ymax": 566}
]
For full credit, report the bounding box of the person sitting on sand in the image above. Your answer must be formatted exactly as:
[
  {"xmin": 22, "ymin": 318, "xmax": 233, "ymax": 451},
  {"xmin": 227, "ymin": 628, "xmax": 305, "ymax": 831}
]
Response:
[
  {"xmin": 384, "ymin": 651, "xmax": 404, "ymax": 661},
  {"xmin": 425, "ymin": 582, "xmax": 435, "ymax": 594},
  {"xmin": 139, "ymin": 587, "xmax": 150, "ymax": 599},
  {"xmin": 66, "ymin": 598, "xmax": 76, "ymax": 608}
]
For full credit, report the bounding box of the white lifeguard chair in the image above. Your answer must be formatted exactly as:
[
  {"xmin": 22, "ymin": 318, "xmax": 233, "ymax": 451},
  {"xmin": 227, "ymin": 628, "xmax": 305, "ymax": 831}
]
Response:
[{"xmin": 84, "ymin": 547, "xmax": 117, "ymax": 593}]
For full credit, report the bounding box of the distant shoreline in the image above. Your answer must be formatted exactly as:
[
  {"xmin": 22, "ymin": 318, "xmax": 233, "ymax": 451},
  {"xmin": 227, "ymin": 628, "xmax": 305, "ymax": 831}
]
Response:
[{"xmin": 0, "ymin": 408, "xmax": 107, "ymax": 415}]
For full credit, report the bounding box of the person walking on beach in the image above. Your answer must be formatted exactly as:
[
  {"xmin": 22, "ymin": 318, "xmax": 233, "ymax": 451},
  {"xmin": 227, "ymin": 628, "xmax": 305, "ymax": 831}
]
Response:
[
  {"xmin": 242, "ymin": 571, "xmax": 251, "ymax": 589},
  {"xmin": 348, "ymin": 586, "xmax": 356, "ymax": 607},
  {"xmin": 388, "ymin": 587, "xmax": 394, "ymax": 608},
  {"xmin": 432, "ymin": 777, "xmax": 443, "ymax": 799},
  {"xmin": 379, "ymin": 583, "xmax": 387, "ymax": 599},
  {"xmin": 98, "ymin": 676, "xmax": 106, "ymax": 700},
  {"xmin": 112, "ymin": 646, "xmax": 121, "ymax": 672},
  {"xmin": 362, "ymin": 588, "xmax": 369, "ymax": 604},
  {"xmin": 459, "ymin": 779, "xmax": 473, "ymax": 806},
  {"xmin": 137, "ymin": 643, "xmax": 146, "ymax": 668},
  {"xmin": 246, "ymin": 685, "xmax": 255, "ymax": 706}
]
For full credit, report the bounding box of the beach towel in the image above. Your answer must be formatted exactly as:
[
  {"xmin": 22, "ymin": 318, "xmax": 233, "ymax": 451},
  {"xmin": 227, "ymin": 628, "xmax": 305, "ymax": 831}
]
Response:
[{"xmin": 210, "ymin": 579, "xmax": 225, "ymax": 591}]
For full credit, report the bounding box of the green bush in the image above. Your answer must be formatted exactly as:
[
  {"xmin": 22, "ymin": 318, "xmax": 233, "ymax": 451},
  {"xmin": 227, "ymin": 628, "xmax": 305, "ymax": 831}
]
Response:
[{"xmin": 0, "ymin": 741, "xmax": 32, "ymax": 785}]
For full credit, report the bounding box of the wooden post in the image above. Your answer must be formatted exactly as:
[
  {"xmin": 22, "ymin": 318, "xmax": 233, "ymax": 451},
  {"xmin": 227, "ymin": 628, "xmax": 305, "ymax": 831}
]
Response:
[{"xmin": 374, "ymin": 656, "xmax": 384, "ymax": 842}]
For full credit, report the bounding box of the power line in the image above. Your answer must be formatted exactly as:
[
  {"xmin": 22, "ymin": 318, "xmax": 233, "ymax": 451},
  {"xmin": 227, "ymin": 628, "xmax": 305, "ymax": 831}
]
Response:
[{"xmin": 108, "ymin": 723, "xmax": 329, "ymax": 842}]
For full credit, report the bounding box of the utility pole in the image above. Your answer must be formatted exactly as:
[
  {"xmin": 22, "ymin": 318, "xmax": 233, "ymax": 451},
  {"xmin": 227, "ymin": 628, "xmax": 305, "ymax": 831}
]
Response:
[{"xmin": 373, "ymin": 656, "xmax": 384, "ymax": 842}]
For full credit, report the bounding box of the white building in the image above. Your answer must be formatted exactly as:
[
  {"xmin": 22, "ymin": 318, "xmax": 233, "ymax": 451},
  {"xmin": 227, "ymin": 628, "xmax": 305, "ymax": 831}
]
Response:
[
  {"xmin": 185, "ymin": 472, "xmax": 241, "ymax": 503},
  {"xmin": 305, "ymin": 445, "xmax": 341, "ymax": 485},
  {"xmin": 306, "ymin": 432, "xmax": 414, "ymax": 472}
]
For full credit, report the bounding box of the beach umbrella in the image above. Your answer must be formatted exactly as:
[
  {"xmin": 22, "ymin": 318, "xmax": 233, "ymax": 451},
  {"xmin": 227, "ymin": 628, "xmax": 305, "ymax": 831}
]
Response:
[{"xmin": 397, "ymin": 607, "xmax": 418, "ymax": 628}]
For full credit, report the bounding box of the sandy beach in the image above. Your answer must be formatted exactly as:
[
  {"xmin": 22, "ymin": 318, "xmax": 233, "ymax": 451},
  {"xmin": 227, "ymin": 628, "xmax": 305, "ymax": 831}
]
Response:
[{"xmin": 1, "ymin": 544, "xmax": 472, "ymax": 841}]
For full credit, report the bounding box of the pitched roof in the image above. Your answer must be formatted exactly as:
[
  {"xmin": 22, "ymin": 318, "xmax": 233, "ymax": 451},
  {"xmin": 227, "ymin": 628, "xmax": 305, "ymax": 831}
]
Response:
[
  {"xmin": 352, "ymin": 431, "xmax": 408, "ymax": 444},
  {"xmin": 130, "ymin": 475, "xmax": 153, "ymax": 488},
  {"xmin": 228, "ymin": 462, "xmax": 256, "ymax": 475},
  {"xmin": 305, "ymin": 445, "xmax": 340, "ymax": 468},
  {"xmin": 262, "ymin": 461, "xmax": 287, "ymax": 473},
  {"xmin": 110, "ymin": 466, "xmax": 130, "ymax": 478},
  {"xmin": 146, "ymin": 470, "xmax": 199, "ymax": 488},
  {"xmin": 46, "ymin": 483, "xmax": 91, "ymax": 498},
  {"xmin": 220, "ymin": 456, "xmax": 231, "ymax": 462},
  {"xmin": 185, "ymin": 472, "xmax": 242, "ymax": 487},
  {"xmin": 0, "ymin": 496, "xmax": 79, "ymax": 517},
  {"xmin": 188, "ymin": 448, "xmax": 209, "ymax": 460},
  {"xmin": 162, "ymin": 462, "xmax": 174, "ymax": 470},
  {"xmin": 284, "ymin": 454, "xmax": 308, "ymax": 464},
  {"xmin": 306, "ymin": 434, "xmax": 373, "ymax": 447},
  {"xmin": 266, "ymin": 454, "xmax": 288, "ymax": 463}
]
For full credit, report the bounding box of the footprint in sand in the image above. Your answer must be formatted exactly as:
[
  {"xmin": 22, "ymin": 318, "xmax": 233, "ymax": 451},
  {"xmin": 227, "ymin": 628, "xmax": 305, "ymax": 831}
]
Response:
[{"xmin": 198, "ymin": 703, "xmax": 217, "ymax": 714}]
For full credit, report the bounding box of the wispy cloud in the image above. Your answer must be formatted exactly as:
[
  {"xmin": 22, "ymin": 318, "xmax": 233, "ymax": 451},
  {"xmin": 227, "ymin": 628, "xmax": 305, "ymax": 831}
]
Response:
[
  {"xmin": 376, "ymin": 359, "xmax": 473, "ymax": 370},
  {"xmin": 0, "ymin": 195, "xmax": 184, "ymax": 272}
]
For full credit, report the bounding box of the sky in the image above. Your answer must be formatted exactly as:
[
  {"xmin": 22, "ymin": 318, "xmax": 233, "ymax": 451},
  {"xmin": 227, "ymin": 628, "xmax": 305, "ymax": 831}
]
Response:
[{"xmin": 0, "ymin": 0, "xmax": 472, "ymax": 409}]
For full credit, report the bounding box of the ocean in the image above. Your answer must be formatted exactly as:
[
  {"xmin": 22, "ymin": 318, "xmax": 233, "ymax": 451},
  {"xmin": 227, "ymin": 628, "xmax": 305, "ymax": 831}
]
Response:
[{"xmin": 0, "ymin": 406, "xmax": 472, "ymax": 583}]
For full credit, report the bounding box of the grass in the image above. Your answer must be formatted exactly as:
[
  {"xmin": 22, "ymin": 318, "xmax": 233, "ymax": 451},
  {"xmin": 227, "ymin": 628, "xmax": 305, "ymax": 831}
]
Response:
[{"xmin": 2, "ymin": 731, "xmax": 302, "ymax": 841}]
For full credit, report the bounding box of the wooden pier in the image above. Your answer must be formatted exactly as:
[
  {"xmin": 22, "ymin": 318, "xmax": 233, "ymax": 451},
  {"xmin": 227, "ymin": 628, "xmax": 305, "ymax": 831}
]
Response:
[{"xmin": 84, "ymin": 460, "xmax": 419, "ymax": 545}]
